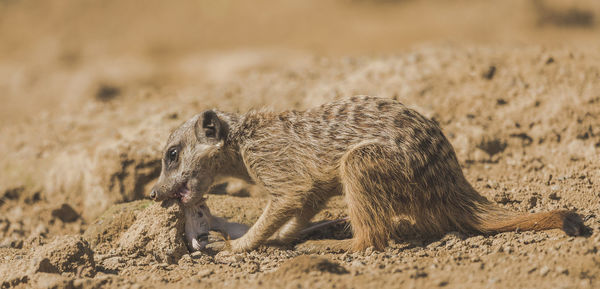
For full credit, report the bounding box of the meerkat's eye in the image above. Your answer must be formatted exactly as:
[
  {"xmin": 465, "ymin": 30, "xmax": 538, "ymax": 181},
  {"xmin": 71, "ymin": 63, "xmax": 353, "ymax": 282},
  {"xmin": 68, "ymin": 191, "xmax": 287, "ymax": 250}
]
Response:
[{"xmin": 167, "ymin": 147, "xmax": 178, "ymax": 163}]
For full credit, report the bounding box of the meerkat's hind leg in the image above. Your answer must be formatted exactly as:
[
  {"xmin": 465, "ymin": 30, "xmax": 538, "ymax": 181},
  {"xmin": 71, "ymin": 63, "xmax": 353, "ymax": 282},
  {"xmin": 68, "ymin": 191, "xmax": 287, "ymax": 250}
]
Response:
[
  {"xmin": 297, "ymin": 142, "xmax": 407, "ymax": 253},
  {"xmin": 340, "ymin": 141, "xmax": 408, "ymax": 251}
]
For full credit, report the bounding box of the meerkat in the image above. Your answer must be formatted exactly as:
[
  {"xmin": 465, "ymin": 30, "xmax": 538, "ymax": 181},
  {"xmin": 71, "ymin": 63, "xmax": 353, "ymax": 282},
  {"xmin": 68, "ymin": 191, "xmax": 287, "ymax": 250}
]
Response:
[{"xmin": 150, "ymin": 95, "xmax": 586, "ymax": 252}]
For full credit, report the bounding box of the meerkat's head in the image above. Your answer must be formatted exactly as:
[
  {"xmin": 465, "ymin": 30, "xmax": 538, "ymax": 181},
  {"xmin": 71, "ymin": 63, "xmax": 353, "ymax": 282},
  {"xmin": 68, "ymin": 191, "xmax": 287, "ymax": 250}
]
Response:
[{"xmin": 150, "ymin": 110, "xmax": 229, "ymax": 205}]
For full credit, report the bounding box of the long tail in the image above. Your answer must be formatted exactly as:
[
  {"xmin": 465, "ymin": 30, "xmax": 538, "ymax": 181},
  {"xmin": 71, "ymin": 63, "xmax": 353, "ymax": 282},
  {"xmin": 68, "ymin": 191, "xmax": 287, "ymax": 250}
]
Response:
[{"xmin": 472, "ymin": 202, "xmax": 586, "ymax": 236}]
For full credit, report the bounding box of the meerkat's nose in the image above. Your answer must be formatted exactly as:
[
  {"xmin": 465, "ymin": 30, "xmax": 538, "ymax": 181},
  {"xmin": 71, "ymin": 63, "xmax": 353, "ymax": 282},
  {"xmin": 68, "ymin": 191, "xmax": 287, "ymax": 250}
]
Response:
[{"xmin": 150, "ymin": 189, "xmax": 157, "ymax": 200}]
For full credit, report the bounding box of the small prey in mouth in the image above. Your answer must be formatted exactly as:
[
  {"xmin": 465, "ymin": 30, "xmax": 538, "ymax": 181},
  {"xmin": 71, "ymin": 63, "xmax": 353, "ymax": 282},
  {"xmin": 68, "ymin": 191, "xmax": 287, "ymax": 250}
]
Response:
[
  {"xmin": 184, "ymin": 200, "xmax": 248, "ymax": 251},
  {"xmin": 173, "ymin": 182, "xmax": 192, "ymax": 203}
]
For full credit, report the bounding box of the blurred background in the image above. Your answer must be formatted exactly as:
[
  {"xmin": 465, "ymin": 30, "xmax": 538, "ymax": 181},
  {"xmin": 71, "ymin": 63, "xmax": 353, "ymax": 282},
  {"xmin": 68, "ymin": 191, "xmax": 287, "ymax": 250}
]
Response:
[{"xmin": 1, "ymin": 0, "xmax": 599, "ymax": 125}]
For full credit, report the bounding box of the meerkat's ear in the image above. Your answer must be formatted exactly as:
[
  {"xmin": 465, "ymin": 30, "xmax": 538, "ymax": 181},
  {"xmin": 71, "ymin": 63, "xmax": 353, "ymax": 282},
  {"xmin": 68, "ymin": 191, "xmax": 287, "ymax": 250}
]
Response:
[{"xmin": 196, "ymin": 110, "xmax": 228, "ymax": 143}]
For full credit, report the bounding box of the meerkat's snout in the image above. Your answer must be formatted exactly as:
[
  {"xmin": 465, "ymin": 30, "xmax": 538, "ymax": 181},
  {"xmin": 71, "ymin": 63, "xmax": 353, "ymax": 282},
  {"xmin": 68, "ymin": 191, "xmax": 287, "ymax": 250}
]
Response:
[
  {"xmin": 149, "ymin": 189, "xmax": 157, "ymax": 200},
  {"xmin": 149, "ymin": 186, "xmax": 170, "ymax": 202}
]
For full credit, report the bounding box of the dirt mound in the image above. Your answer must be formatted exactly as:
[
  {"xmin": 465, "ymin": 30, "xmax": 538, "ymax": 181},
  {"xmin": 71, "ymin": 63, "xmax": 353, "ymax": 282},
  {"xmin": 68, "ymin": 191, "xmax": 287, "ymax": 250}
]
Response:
[
  {"xmin": 82, "ymin": 195, "xmax": 262, "ymax": 267},
  {"xmin": 117, "ymin": 200, "xmax": 187, "ymax": 264}
]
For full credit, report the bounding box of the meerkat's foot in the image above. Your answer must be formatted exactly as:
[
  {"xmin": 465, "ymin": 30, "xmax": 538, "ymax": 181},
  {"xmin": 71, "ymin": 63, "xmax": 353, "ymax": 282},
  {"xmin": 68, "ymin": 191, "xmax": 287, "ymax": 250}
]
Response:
[{"xmin": 295, "ymin": 239, "xmax": 353, "ymax": 254}]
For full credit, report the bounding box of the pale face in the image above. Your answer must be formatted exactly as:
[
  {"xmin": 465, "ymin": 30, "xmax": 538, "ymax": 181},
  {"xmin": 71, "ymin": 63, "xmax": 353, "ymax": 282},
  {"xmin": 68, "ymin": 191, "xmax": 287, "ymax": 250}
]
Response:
[{"xmin": 150, "ymin": 115, "xmax": 222, "ymax": 206}]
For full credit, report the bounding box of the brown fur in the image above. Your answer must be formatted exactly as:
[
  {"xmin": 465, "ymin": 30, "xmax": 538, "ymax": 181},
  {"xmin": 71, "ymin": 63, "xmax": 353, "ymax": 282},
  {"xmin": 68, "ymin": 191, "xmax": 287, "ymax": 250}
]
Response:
[{"xmin": 151, "ymin": 96, "xmax": 586, "ymax": 252}]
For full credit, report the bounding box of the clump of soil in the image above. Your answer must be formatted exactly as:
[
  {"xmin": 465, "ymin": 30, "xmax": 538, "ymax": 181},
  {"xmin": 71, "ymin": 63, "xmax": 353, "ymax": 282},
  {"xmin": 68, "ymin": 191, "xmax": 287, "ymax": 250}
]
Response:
[
  {"xmin": 0, "ymin": 235, "xmax": 95, "ymax": 288},
  {"xmin": 117, "ymin": 200, "xmax": 187, "ymax": 264},
  {"xmin": 83, "ymin": 200, "xmax": 152, "ymax": 251},
  {"xmin": 264, "ymin": 255, "xmax": 349, "ymax": 281},
  {"xmin": 51, "ymin": 203, "xmax": 80, "ymax": 223},
  {"xmin": 31, "ymin": 235, "xmax": 96, "ymax": 277}
]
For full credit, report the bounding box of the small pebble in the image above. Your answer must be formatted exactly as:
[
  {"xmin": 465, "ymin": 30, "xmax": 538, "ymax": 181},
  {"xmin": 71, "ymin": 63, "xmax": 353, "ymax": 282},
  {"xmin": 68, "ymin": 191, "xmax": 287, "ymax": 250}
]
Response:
[
  {"xmin": 198, "ymin": 269, "xmax": 214, "ymax": 278},
  {"xmin": 540, "ymin": 266, "xmax": 550, "ymax": 276}
]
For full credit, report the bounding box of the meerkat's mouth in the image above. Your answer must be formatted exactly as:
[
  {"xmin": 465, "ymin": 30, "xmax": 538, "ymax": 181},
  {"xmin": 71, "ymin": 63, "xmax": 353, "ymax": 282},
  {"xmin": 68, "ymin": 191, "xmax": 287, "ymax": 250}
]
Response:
[{"xmin": 173, "ymin": 182, "xmax": 191, "ymax": 203}]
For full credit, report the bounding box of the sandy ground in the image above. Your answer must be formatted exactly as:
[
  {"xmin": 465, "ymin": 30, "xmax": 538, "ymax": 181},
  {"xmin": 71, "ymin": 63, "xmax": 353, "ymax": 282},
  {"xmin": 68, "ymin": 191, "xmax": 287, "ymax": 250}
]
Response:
[{"xmin": 1, "ymin": 0, "xmax": 600, "ymax": 288}]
